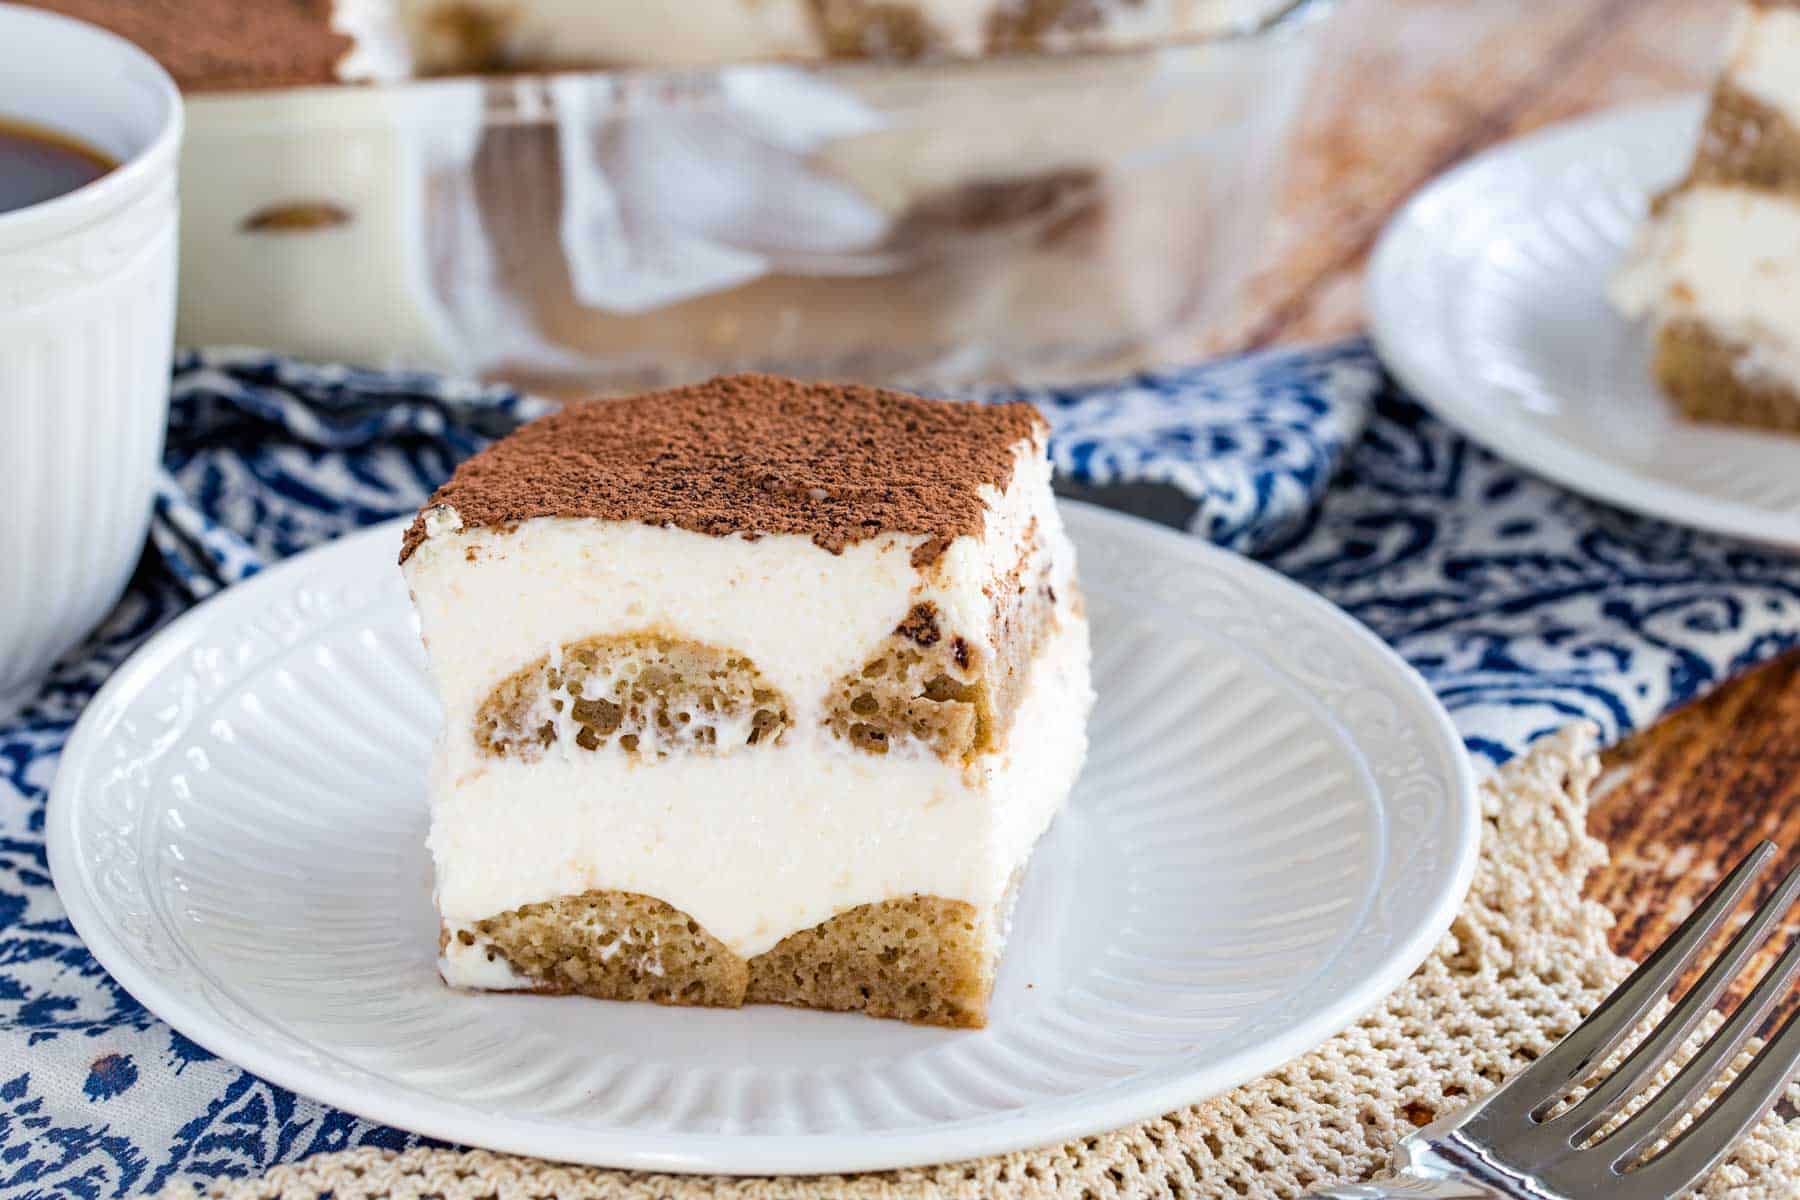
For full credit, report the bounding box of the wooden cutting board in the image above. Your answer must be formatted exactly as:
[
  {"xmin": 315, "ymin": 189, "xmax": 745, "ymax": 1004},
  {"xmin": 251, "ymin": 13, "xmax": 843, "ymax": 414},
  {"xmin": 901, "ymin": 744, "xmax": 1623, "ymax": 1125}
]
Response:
[{"xmin": 1595, "ymin": 652, "xmax": 1800, "ymax": 970}]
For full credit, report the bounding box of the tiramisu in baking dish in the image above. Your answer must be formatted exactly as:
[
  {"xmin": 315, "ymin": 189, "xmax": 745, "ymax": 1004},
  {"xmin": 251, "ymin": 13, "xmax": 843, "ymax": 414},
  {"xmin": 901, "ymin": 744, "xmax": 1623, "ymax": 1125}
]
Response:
[{"xmin": 24, "ymin": 0, "xmax": 1332, "ymax": 388}]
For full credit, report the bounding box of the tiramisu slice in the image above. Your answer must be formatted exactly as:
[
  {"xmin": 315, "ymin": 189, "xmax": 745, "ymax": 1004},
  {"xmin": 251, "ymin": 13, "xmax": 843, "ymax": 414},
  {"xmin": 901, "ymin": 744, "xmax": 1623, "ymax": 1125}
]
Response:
[
  {"xmin": 400, "ymin": 375, "xmax": 1091, "ymax": 1027},
  {"xmin": 1612, "ymin": 0, "xmax": 1800, "ymax": 434}
]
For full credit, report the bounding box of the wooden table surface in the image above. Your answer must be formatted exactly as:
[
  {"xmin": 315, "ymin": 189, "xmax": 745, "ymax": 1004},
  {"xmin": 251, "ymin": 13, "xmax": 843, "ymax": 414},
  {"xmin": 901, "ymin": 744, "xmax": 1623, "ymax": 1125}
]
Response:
[{"xmin": 1215, "ymin": 0, "xmax": 1800, "ymax": 969}]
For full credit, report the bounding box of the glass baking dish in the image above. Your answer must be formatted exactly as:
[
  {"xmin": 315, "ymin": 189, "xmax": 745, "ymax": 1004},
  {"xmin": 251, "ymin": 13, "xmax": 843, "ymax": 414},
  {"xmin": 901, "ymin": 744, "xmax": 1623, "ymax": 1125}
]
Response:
[{"xmin": 176, "ymin": 0, "xmax": 1333, "ymax": 390}]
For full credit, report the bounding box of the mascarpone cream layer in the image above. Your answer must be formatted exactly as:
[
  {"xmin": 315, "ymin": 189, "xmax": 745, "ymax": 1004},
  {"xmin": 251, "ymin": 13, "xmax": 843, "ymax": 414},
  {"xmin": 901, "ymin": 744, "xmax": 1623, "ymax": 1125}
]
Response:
[
  {"xmin": 433, "ymin": 608, "xmax": 1091, "ymax": 967},
  {"xmin": 403, "ymin": 436, "xmax": 1064, "ymax": 751},
  {"xmin": 1612, "ymin": 185, "xmax": 1800, "ymax": 389},
  {"xmin": 1726, "ymin": 4, "xmax": 1800, "ymax": 126},
  {"xmin": 384, "ymin": 0, "xmax": 1293, "ymax": 74}
]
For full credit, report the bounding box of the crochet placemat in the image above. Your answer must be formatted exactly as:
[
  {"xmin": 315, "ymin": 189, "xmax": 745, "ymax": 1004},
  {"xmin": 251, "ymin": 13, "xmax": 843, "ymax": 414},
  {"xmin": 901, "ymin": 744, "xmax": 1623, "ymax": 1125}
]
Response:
[{"xmin": 146, "ymin": 725, "xmax": 1800, "ymax": 1200}]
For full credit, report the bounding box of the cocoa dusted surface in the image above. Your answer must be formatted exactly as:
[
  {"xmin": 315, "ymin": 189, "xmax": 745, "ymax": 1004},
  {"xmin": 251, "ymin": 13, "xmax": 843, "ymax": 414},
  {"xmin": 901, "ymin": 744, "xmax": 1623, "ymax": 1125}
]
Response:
[
  {"xmin": 400, "ymin": 375, "xmax": 1044, "ymax": 564},
  {"xmin": 20, "ymin": 0, "xmax": 351, "ymax": 91}
]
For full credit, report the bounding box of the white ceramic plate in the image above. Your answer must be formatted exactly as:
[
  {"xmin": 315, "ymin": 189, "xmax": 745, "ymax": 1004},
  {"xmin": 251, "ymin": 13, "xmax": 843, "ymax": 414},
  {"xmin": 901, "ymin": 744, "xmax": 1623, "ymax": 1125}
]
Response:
[
  {"xmin": 1369, "ymin": 97, "xmax": 1800, "ymax": 550},
  {"xmin": 48, "ymin": 503, "xmax": 1476, "ymax": 1175}
]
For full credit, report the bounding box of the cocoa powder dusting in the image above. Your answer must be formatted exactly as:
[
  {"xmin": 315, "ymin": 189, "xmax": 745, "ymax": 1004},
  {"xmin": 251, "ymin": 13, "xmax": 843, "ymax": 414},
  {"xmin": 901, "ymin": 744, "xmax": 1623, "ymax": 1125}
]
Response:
[
  {"xmin": 26, "ymin": 0, "xmax": 353, "ymax": 91},
  {"xmin": 400, "ymin": 375, "xmax": 1043, "ymax": 564},
  {"xmin": 896, "ymin": 603, "xmax": 942, "ymax": 647}
]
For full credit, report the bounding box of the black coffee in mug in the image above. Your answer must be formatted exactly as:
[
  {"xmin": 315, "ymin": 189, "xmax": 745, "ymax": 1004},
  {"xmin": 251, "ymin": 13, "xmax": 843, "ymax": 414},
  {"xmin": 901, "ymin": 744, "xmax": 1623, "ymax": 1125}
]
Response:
[{"xmin": 0, "ymin": 115, "xmax": 115, "ymax": 214}]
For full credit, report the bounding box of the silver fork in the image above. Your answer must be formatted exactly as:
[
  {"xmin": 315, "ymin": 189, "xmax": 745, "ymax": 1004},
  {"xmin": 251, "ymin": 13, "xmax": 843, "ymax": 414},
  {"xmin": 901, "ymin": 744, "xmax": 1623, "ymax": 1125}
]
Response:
[{"xmin": 1306, "ymin": 841, "xmax": 1800, "ymax": 1199}]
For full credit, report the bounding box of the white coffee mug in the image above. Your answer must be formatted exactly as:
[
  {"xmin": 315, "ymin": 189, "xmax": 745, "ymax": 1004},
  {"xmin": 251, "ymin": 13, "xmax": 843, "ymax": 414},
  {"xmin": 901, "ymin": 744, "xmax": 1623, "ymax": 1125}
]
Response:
[{"xmin": 0, "ymin": 3, "xmax": 182, "ymax": 717}]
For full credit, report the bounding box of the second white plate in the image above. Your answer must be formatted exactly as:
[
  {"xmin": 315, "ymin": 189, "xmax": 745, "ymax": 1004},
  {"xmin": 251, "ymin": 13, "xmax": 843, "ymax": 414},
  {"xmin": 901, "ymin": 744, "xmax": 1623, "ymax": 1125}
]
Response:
[
  {"xmin": 1369, "ymin": 97, "xmax": 1800, "ymax": 550},
  {"xmin": 48, "ymin": 503, "xmax": 1476, "ymax": 1175}
]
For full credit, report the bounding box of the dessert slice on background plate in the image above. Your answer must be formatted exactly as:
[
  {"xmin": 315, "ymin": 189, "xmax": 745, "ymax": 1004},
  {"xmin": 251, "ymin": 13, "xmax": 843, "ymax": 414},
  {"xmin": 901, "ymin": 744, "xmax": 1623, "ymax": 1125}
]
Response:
[
  {"xmin": 400, "ymin": 375, "xmax": 1092, "ymax": 1027},
  {"xmin": 1612, "ymin": 0, "xmax": 1800, "ymax": 435},
  {"xmin": 1368, "ymin": 93, "xmax": 1800, "ymax": 547}
]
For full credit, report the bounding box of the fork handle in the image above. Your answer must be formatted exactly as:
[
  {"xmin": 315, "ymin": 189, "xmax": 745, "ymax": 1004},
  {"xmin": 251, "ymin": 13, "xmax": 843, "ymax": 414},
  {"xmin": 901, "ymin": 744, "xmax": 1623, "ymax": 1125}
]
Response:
[{"xmin": 1303, "ymin": 1176, "xmax": 1516, "ymax": 1199}]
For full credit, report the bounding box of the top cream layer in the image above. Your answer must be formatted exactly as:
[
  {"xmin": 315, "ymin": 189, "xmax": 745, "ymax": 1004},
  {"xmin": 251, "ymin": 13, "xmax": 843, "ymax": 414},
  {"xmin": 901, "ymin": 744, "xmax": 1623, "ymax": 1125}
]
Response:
[
  {"xmin": 1727, "ymin": 4, "xmax": 1800, "ymax": 126},
  {"xmin": 403, "ymin": 437, "xmax": 1063, "ymax": 763}
]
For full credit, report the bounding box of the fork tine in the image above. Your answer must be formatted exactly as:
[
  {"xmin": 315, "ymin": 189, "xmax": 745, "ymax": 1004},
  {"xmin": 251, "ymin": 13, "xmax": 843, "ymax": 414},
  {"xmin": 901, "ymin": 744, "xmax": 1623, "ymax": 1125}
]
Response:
[
  {"xmin": 1628, "ymin": 991, "xmax": 1800, "ymax": 1195},
  {"xmin": 1559, "ymin": 856, "xmax": 1800, "ymax": 1144},
  {"xmin": 1488, "ymin": 842, "xmax": 1774, "ymax": 1123},
  {"xmin": 1602, "ymin": 918, "xmax": 1800, "ymax": 1169}
]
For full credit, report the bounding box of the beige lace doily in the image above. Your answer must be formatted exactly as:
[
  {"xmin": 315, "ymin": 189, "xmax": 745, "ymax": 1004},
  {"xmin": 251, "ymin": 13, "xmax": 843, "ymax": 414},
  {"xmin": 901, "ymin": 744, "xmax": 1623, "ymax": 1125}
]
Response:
[{"xmin": 150, "ymin": 725, "xmax": 1800, "ymax": 1199}]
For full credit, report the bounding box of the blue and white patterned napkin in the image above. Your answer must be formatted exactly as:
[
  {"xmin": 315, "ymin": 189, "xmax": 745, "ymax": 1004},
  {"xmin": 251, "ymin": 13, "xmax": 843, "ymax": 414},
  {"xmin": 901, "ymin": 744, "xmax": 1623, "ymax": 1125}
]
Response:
[{"xmin": 3, "ymin": 340, "xmax": 1798, "ymax": 1197}]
